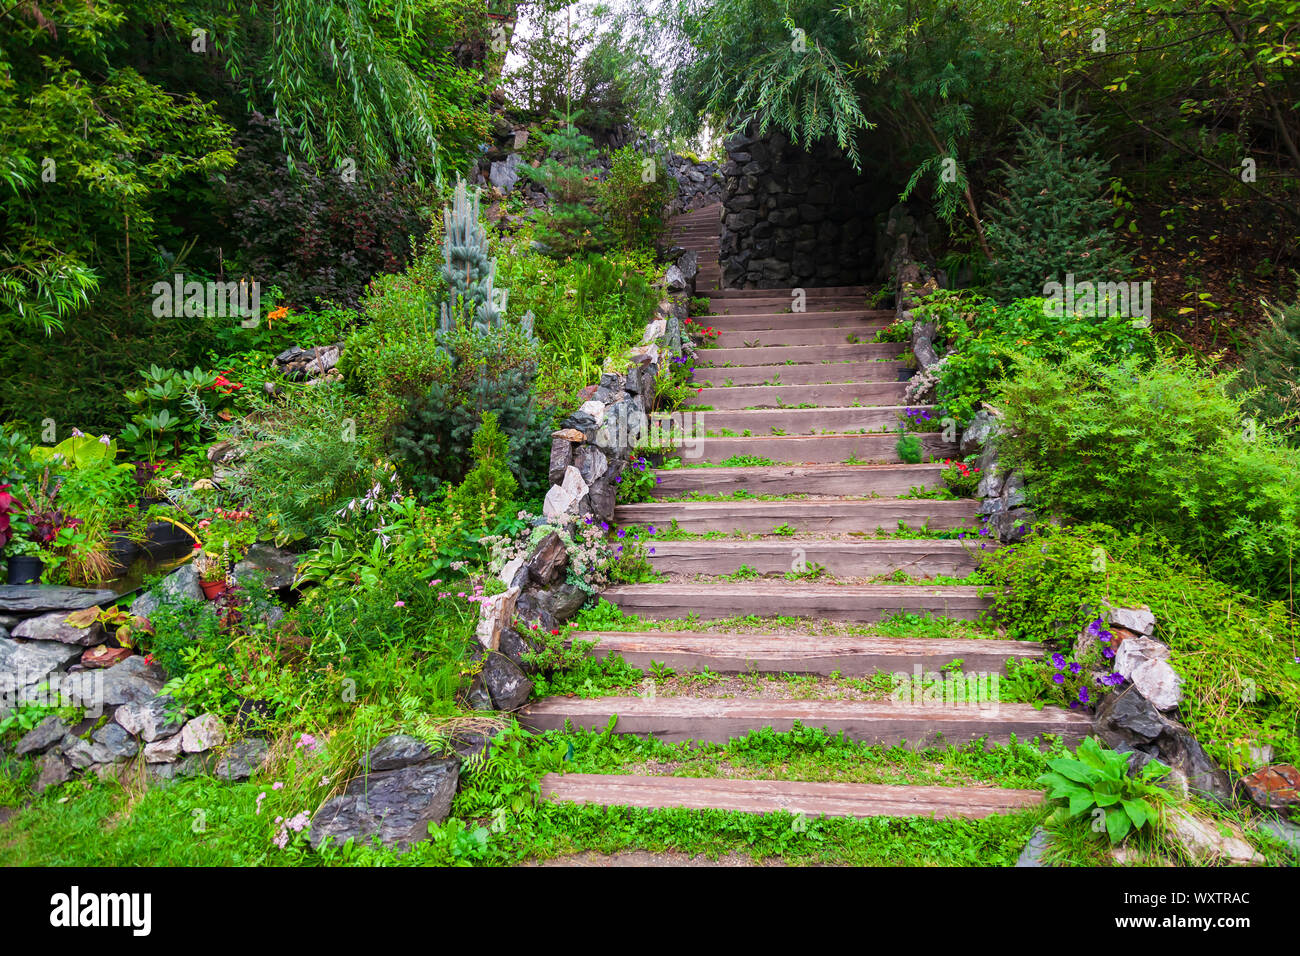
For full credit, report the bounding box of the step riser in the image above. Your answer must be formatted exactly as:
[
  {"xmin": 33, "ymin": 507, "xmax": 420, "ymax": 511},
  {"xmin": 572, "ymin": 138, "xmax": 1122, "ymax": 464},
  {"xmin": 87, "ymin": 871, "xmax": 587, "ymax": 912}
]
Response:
[
  {"xmin": 686, "ymin": 406, "xmax": 925, "ymax": 435},
  {"xmin": 540, "ymin": 774, "xmax": 1043, "ymax": 820},
  {"xmin": 521, "ymin": 700, "xmax": 1086, "ymax": 747},
  {"xmin": 673, "ymin": 433, "xmax": 959, "ymax": 466},
  {"xmin": 695, "ymin": 311, "xmax": 893, "ymax": 331},
  {"xmin": 650, "ymin": 465, "xmax": 944, "ymax": 498},
  {"xmin": 699, "ymin": 343, "xmax": 905, "ymax": 366},
  {"xmin": 618, "ymin": 499, "xmax": 977, "ymax": 533},
  {"xmin": 576, "ymin": 632, "xmax": 1036, "ymax": 676},
  {"xmin": 687, "ymin": 382, "xmax": 908, "ymax": 409},
  {"xmin": 692, "ymin": 363, "xmax": 910, "ymax": 387},
  {"xmin": 707, "ymin": 299, "xmax": 869, "ymax": 315},
  {"xmin": 645, "ymin": 542, "xmax": 980, "ymax": 578},
  {"xmin": 713, "ymin": 326, "xmax": 890, "ymax": 348},
  {"xmin": 603, "ymin": 590, "xmax": 990, "ymax": 623},
  {"xmin": 708, "ymin": 286, "xmax": 871, "ymax": 299}
]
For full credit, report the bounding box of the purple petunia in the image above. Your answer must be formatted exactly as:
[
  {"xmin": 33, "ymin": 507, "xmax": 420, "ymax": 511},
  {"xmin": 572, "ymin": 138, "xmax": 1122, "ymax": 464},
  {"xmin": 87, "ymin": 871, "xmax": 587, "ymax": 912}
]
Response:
[
  {"xmin": 1051, "ymin": 653, "xmax": 1066, "ymax": 667},
  {"xmin": 1052, "ymin": 673, "xmax": 1065, "ymax": 684},
  {"xmin": 1069, "ymin": 662, "xmax": 1083, "ymax": 675}
]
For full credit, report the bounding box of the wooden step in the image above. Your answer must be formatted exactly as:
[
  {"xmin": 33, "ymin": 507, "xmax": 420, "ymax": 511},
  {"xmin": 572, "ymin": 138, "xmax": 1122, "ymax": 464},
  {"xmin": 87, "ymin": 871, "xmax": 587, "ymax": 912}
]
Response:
[
  {"xmin": 698, "ymin": 343, "xmax": 905, "ymax": 366},
  {"xmin": 651, "ymin": 464, "xmax": 945, "ymax": 498},
  {"xmin": 690, "ymin": 405, "xmax": 929, "ymax": 436},
  {"xmin": 520, "ymin": 697, "xmax": 1090, "ymax": 746},
  {"xmin": 707, "ymin": 298, "xmax": 869, "ymax": 315},
  {"xmin": 693, "ymin": 310, "xmax": 894, "ymax": 331},
  {"xmin": 713, "ymin": 325, "xmax": 890, "ymax": 348},
  {"xmin": 602, "ymin": 582, "xmax": 990, "ymax": 622},
  {"xmin": 708, "ymin": 285, "xmax": 871, "ymax": 299},
  {"xmin": 644, "ymin": 538, "xmax": 981, "ymax": 577},
  {"xmin": 675, "ymin": 432, "xmax": 959, "ymax": 465},
  {"xmin": 574, "ymin": 629, "xmax": 1037, "ymax": 675},
  {"xmin": 619, "ymin": 497, "xmax": 975, "ymax": 532},
  {"xmin": 692, "ymin": 362, "xmax": 910, "ymax": 387},
  {"xmin": 687, "ymin": 381, "xmax": 908, "ymax": 409},
  {"xmin": 540, "ymin": 773, "xmax": 1043, "ymax": 820}
]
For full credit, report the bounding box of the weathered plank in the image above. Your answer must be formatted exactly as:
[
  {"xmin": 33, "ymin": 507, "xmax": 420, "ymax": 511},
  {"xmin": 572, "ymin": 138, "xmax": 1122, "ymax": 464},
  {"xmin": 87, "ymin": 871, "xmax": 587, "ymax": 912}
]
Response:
[
  {"xmin": 520, "ymin": 697, "xmax": 1091, "ymax": 746},
  {"xmin": 644, "ymin": 538, "xmax": 982, "ymax": 578},
  {"xmin": 572, "ymin": 629, "xmax": 1039, "ymax": 675},
  {"xmin": 686, "ymin": 381, "xmax": 909, "ymax": 409},
  {"xmin": 691, "ymin": 362, "xmax": 909, "ymax": 388},
  {"xmin": 685, "ymin": 404, "xmax": 925, "ymax": 435},
  {"xmin": 672, "ymin": 432, "xmax": 959, "ymax": 465},
  {"xmin": 540, "ymin": 773, "xmax": 1044, "ymax": 819},
  {"xmin": 617, "ymin": 497, "xmax": 977, "ymax": 532},
  {"xmin": 602, "ymin": 582, "xmax": 990, "ymax": 622},
  {"xmin": 650, "ymin": 463, "xmax": 944, "ymax": 498},
  {"xmin": 698, "ymin": 343, "xmax": 904, "ymax": 366}
]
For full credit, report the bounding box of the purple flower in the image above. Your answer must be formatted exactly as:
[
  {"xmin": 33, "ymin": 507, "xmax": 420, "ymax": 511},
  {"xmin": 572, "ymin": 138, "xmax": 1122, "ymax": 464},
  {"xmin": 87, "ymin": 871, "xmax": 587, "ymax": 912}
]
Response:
[
  {"xmin": 648, "ymin": 548, "xmax": 655, "ymax": 555},
  {"xmin": 1052, "ymin": 673, "xmax": 1065, "ymax": 684},
  {"xmin": 647, "ymin": 526, "xmax": 657, "ymax": 534},
  {"xmin": 1078, "ymin": 687, "xmax": 1090, "ymax": 703},
  {"xmin": 1068, "ymin": 663, "xmax": 1082, "ymax": 675},
  {"xmin": 617, "ymin": 528, "xmax": 626, "ymax": 538},
  {"xmin": 1102, "ymin": 647, "xmax": 1115, "ymax": 659},
  {"xmin": 1051, "ymin": 653, "xmax": 1066, "ymax": 667}
]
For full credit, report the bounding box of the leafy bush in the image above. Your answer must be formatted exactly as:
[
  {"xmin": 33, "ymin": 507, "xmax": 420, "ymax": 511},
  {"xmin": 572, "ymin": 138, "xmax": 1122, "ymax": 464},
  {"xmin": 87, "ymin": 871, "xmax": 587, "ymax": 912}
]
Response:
[
  {"xmin": 982, "ymin": 523, "xmax": 1300, "ymax": 771},
  {"xmin": 1037, "ymin": 737, "xmax": 1170, "ymax": 843},
  {"xmin": 1236, "ymin": 295, "xmax": 1300, "ymax": 447},
  {"xmin": 996, "ymin": 349, "xmax": 1300, "ymax": 599},
  {"xmin": 216, "ymin": 114, "xmax": 433, "ymax": 310},
  {"xmin": 985, "ymin": 107, "xmax": 1131, "ymax": 301},
  {"xmin": 599, "ymin": 147, "xmax": 673, "ymax": 250},
  {"xmin": 226, "ymin": 385, "xmax": 391, "ymax": 545},
  {"xmin": 918, "ymin": 291, "xmax": 1153, "ymax": 423}
]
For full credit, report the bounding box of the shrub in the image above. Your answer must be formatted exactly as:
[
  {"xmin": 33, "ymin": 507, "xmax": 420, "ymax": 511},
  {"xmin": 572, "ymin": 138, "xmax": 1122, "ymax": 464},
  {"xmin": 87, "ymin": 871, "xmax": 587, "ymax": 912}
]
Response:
[
  {"xmin": 443, "ymin": 412, "xmax": 519, "ymax": 525},
  {"xmin": 518, "ymin": 123, "xmax": 607, "ymax": 257},
  {"xmin": 982, "ymin": 523, "xmax": 1300, "ymax": 771},
  {"xmin": 1037, "ymin": 737, "xmax": 1170, "ymax": 843},
  {"xmin": 216, "ymin": 113, "xmax": 433, "ymax": 310},
  {"xmin": 916, "ymin": 290, "xmax": 1153, "ymax": 423},
  {"xmin": 599, "ymin": 146, "xmax": 673, "ymax": 249},
  {"xmin": 1236, "ymin": 295, "xmax": 1300, "ymax": 447},
  {"xmin": 996, "ymin": 349, "xmax": 1300, "ymax": 599},
  {"xmin": 985, "ymin": 107, "xmax": 1131, "ymax": 300}
]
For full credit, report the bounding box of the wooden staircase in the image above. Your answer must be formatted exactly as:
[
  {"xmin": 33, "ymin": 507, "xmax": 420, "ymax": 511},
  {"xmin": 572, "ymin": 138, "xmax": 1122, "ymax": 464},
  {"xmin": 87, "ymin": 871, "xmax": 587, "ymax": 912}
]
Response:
[{"xmin": 521, "ymin": 204, "xmax": 1088, "ymax": 828}]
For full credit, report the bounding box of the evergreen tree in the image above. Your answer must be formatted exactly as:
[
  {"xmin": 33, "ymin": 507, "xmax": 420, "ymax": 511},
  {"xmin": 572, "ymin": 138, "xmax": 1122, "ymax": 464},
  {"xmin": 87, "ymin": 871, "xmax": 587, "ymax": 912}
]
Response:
[
  {"xmin": 1237, "ymin": 298, "xmax": 1300, "ymax": 446},
  {"xmin": 985, "ymin": 108, "xmax": 1131, "ymax": 301},
  {"xmin": 519, "ymin": 122, "xmax": 608, "ymax": 257},
  {"xmin": 444, "ymin": 411, "xmax": 519, "ymax": 523}
]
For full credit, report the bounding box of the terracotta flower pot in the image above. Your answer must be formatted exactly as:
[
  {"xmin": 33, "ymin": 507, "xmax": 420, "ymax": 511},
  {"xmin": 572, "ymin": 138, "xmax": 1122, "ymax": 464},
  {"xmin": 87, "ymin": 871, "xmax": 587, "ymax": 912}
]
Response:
[{"xmin": 200, "ymin": 579, "xmax": 229, "ymax": 600}]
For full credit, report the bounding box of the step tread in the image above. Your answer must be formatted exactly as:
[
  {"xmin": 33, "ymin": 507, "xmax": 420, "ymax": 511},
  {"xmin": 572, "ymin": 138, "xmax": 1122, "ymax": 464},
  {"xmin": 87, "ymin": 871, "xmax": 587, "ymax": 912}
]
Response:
[
  {"xmin": 699, "ymin": 343, "xmax": 905, "ymax": 366},
  {"xmin": 540, "ymin": 773, "xmax": 1043, "ymax": 819},
  {"xmin": 651, "ymin": 463, "xmax": 944, "ymax": 497},
  {"xmin": 573, "ymin": 629, "xmax": 1042, "ymax": 673},
  {"xmin": 520, "ymin": 696, "xmax": 1091, "ymax": 746},
  {"xmin": 692, "ymin": 362, "xmax": 911, "ymax": 386}
]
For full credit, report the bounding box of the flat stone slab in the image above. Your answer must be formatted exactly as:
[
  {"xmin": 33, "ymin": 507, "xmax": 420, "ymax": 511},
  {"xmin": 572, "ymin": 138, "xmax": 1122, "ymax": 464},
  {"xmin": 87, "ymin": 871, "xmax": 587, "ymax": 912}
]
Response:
[
  {"xmin": 0, "ymin": 585, "xmax": 117, "ymax": 614},
  {"xmin": 0, "ymin": 637, "xmax": 82, "ymax": 698}
]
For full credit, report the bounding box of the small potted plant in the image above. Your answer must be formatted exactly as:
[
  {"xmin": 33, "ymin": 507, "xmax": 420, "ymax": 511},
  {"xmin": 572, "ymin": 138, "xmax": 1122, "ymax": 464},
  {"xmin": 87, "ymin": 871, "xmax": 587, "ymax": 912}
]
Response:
[
  {"xmin": 194, "ymin": 549, "xmax": 230, "ymax": 599},
  {"xmin": 4, "ymin": 535, "xmax": 45, "ymax": 585}
]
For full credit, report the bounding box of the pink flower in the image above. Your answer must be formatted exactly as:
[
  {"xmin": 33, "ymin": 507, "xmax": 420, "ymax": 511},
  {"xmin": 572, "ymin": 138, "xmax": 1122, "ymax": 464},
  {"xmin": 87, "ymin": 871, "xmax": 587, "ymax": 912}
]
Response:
[
  {"xmin": 272, "ymin": 781, "xmax": 284, "ymax": 791},
  {"xmin": 394, "ymin": 600, "xmax": 406, "ymax": 608}
]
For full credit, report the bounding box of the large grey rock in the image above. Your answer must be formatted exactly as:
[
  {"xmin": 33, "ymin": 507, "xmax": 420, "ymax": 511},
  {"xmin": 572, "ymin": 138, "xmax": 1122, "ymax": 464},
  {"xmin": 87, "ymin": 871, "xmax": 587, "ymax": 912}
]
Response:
[
  {"xmin": 1169, "ymin": 811, "xmax": 1264, "ymax": 865},
  {"xmin": 309, "ymin": 758, "xmax": 460, "ymax": 851},
  {"xmin": 1014, "ymin": 827, "xmax": 1051, "ymax": 867},
  {"xmin": 365, "ymin": 734, "xmax": 432, "ymax": 772},
  {"xmin": 90, "ymin": 721, "xmax": 139, "ymax": 762},
  {"xmin": 1114, "ymin": 636, "xmax": 1181, "ymax": 711},
  {"xmin": 130, "ymin": 564, "xmax": 204, "ymax": 619},
  {"xmin": 144, "ymin": 733, "xmax": 184, "ymax": 764},
  {"xmin": 114, "ymin": 694, "xmax": 183, "ymax": 742},
  {"xmin": 60, "ymin": 734, "xmax": 96, "ymax": 770},
  {"xmin": 15, "ymin": 715, "xmax": 70, "ymax": 755},
  {"xmin": 0, "ymin": 636, "xmax": 82, "ymax": 699},
  {"xmin": 58, "ymin": 654, "xmax": 165, "ymax": 710},
  {"xmin": 33, "ymin": 752, "xmax": 72, "ymax": 792},
  {"xmin": 181, "ymin": 712, "xmax": 227, "ymax": 753},
  {"xmin": 489, "ymin": 153, "xmax": 522, "ymax": 191},
  {"xmin": 11, "ymin": 610, "xmax": 102, "ymax": 646},
  {"xmin": 213, "ymin": 738, "xmax": 271, "ymax": 781},
  {"xmin": 482, "ymin": 652, "xmax": 533, "ymax": 711},
  {"xmin": 235, "ymin": 543, "xmax": 301, "ymax": 590},
  {"xmin": 0, "ymin": 585, "xmax": 116, "ymax": 614},
  {"xmin": 1093, "ymin": 685, "xmax": 1232, "ymax": 803},
  {"xmin": 959, "ymin": 410, "xmax": 1000, "ymax": 456},
  {"xmin": 1108, "ymin": 604, "xmax": 1155, "ymax": 636}
]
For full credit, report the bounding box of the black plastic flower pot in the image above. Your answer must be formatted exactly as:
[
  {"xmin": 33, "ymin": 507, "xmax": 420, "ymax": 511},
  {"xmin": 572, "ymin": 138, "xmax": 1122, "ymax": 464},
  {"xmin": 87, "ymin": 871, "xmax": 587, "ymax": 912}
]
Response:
[
  {"xmin": 143, "ymin": 520, "xmax": 193, "ymax": 561},
  {"xmin": 5, "ymin": 555, "xmax": 44, "ymax": 585}
]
